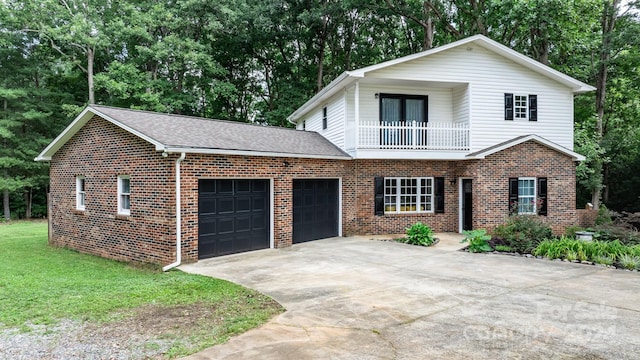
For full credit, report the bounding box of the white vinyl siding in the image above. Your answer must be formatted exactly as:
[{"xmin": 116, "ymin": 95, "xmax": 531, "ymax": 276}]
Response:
[
  {"xmin": 452, "ymin": 84, "xmax": 470, "ymax": 124},
  {"xmin": 368, "ymin": 45, "xmax": 575, "ymax": 151},
  {"xmin": 344, "ymin": 86, "xmax": 356, "ymax": 151},
  {"xmin": 299, "ymin": 93, "xmax": 345, "ymax": 149}
]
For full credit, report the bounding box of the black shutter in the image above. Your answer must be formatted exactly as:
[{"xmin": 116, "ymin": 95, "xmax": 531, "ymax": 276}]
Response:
[
  {"xmin": 434, "ymin": 177, "xmax": 445, "ymax": 213},
  {"xmin": 538, "ymin": 177, "xmax": 547, "ymax": 216},
  {"xmin": 509, "ymin": 178, "xmax": 519, "ymax": 215},
  {"xmin": 504, "ymin": 93, "xmax": 514, "ymax": 120},
  {"xmin": 529, "ymin": 95, "xmax": 537, "ymax": 121},
  {"xmin": 374, "ymin": 177, "xmax": 384, "ymax": 216}
]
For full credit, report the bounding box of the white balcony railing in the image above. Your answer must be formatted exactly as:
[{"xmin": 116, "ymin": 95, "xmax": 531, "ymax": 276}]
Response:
[{"xmin": 358, "ymin": 121, "xmax": 470, "ymax": 150}]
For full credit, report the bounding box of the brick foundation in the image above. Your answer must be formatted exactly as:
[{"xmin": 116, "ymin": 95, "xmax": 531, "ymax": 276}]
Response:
[{"xmin": 49, "ymin": 116, "xmax": 581, "ymax": 265}]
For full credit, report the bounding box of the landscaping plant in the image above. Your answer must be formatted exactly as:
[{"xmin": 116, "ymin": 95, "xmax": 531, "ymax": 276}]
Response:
[
  {"xmin": 404, "ymin": 222, "xmax": 436, "ymax": 246},
  {"xmin": 461, "ymin": 229, "xmax": 492, "ymax": 253},
  {"xmin": 618, "ymin": 254, "xmax": 640, "ymax": 270},
  {"xmin": 494, "ymin": 215, "xmax": 552, "ymax": 253}
]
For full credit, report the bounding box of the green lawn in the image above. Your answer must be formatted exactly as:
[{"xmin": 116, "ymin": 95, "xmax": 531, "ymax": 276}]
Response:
[{"xmin": 0, "ymin": 221, "xmax": 283, "ymax": 357}]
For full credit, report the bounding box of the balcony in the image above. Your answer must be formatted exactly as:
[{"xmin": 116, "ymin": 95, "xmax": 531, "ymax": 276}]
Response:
[{"xmin": 358, "ymin": 121, "xmax": 470, "ymax": 151}]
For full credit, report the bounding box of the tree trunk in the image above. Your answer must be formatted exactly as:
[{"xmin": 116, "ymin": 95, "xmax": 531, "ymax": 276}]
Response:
[
  {"xmin": 3, "ymin": 189, "xmax": 9, "ymax": 221},
  {"xmin": 422, "ymin": 1, "xmax": 433, "ymax": 50},
  {"xmin": 592, "ymin": 0, "xmax": 621, "ymax": 209},
  {"xmin": 87, "ymin": 47, "xmax": 95, "ymax": 104},
  {"xmin": 24, "ymin": 188, "xmax": 32, "ymax": 219}
]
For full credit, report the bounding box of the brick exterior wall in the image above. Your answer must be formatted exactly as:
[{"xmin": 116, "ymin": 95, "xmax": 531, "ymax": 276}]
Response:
[
  {"xmin": 50, "ymin": 116, "xmax": 177, "ymax": 265},
  {"xmin": 49, "ymin": 116, "xmax": 579, "ymax": 265}
]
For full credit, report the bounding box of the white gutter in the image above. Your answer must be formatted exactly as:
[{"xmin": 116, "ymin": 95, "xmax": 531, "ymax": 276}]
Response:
[{"xmin": 163, "ymin": 152, "xmax": 186, "ymax": 272}]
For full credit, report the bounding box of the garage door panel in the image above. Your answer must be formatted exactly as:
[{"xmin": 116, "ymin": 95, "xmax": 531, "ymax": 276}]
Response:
[
  {"xmin": 198, "ymin": 179, "xmax": 270, "ymax": 259},
  {"xmin": 293, "ymin": 179, "xmax": 339, "ymax": 244}
]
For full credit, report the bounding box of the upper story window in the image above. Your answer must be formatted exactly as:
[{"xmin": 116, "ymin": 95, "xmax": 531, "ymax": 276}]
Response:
[
  {"xmin": 322, "ymin": 106, "xmax": 328, "ymax": 130},
  {"xmin": 76, "ymin": 176, "xmax": 86, "ymax": 210},
  {"xmin": 117, "ymin": 175, "xmax": 131, "ymax": 215},
  {"xmin": 505, "ymin": 93, "xmax": 537, "ymax": 121},
  {"xmin": 380, "ymin": 94, "xmax": 428, "ymax": 124}
]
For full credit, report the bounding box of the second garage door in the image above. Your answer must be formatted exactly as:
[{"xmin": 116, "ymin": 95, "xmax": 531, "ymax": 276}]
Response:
[
  {"xmin": 293, "ymin": 179, "xmax": 339, "ymax": 244},
  {"xmin": 198, "ymin": 179, "xmax": 270, "ymax": 259}
]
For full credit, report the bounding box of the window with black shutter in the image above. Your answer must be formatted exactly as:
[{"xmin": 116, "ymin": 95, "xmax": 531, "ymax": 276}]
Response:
[
  {"xmin": 537, "ymin": 177, "xmax": 547, "ymax": 215},
  {"xmin": 508, "ymin": 178, "xmax": 519, "ymax": 215},
  {"xmin": 529, "ymin": 95, "xmax": 538, "ymax": 121},
  {"xmin": 434, "ymin": 177, "xmax": 445, "ymax": 213},
  {"xmin": 504, "ymin": 93, "xmax": 514, "ymax": 120},
  {"xmin": 374, "ymin": 177, "xmax": 384, "ymax": 215}
]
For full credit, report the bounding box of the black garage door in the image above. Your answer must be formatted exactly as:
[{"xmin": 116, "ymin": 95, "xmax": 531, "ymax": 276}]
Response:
[
  {"xmin": 293, "ymin": 179, "xmax": 339, "ymax": 244},
  {"xmin": 198, "ymin": 179, "xmax": 270, "ymax": 259}
]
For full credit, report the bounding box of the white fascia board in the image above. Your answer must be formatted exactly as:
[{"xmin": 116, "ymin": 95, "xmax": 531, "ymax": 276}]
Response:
[
  {"xmin": 35, "ymin": 106, "xmax": 166, "ymax": 162},
  {"xmin": 353, "ymin": 149, "xmax": 469, "ymax": 161},
  {"xmin": 35, "ymin": 107, "xmax": 95, "ymax": 161},
  {"xmin": 162, "ymin": 147, "xmax": 352, "ymax": 160},
  {"xmin": 287, "ymin": 72, "xmax": 356, "ymax": 123},
  {"xmin": 467, "ymin": 135, "xmax": 586, "ymax": 162}
]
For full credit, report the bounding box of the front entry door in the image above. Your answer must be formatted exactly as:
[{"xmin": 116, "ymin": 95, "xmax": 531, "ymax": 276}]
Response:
[{"xmin": 462, "ymin": 179, "xmax": 473, "ymax": 231}]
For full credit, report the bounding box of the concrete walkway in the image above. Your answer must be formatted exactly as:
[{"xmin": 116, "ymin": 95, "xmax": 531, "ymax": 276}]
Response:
[{"xmin": 180, "ymin": 234, "xmax": 640, "ymax": 359}]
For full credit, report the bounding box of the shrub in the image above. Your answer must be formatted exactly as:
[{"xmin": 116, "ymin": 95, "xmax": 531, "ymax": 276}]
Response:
[
  {"xmin": 494, "ymin": 215, "xmax": 553, "ymax": 254},
  {"xmin": 593, "ymin": 254, "xmax": 614, "ymax": 266},
  {"xmin": 404, "ymin": 222, "xmax": 435, "ymax": 247},
  {"xmin": 564, "ymin": 225, "xmax": 582, "ymax": 239},
  {"xmin": 618, "ymin": 254, "xmax": 640, "ymax": 270},
  {"xmin": 591, "ymin": 223, "xmax": 640, "ymax": 246},
  {"xmin": 461, "ymin": 229, "xmax": 492, "ymax": 253},
  {"xmin": 494, "ymin": 245, "xmax": 513, "ymax": 252},
  {"xmin": 595, "ymin": 204, "xmax": 613, "ymax": 226}
]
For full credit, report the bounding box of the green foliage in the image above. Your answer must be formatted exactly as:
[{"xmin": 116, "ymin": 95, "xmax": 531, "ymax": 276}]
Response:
[
  {"xmin": 618, "ymin": 254, "xmax": 640, "ymax": 270},
  {"xmin": 404, "ymin": 222, "xmax": 435, "ymax": 247},
  {"xmin": 0, "ymin": 222, "xmax": 283, "ymax": 342},
  {"xmin": 564, "ymin": 225, "xmax": 583, "ymax": 239},
  {"xmin": 494, "ymin": 245, "xmax": 513, "ymax": 252},
  {"xmin": 533, "ymin": 237, "xmax": 640, "ymax": 267},
  {"xmin": 494, "ymin": 215, "xmax": 553, "ymax": 254},
  {"xmin": 595, "ymin": 204, "xmax": 613, "ymax": 225},
  {"xmin": 461, "ymin": 229, "xmax": 492, "ymax": 253},
  {"xmin": 591, "ymin": 223, "xmax": 640, "ymax": 246}
]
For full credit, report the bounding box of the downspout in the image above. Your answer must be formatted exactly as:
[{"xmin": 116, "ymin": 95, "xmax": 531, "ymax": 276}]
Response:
[{"xmin": 163, "ymin": 152, "xmax": 186, "ymax": 272}]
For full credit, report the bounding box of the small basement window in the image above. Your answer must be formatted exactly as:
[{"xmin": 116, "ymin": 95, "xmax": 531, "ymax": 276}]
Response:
[
  {"xmin": 76, "ymin": 176, "xmax": 86, "ymax": 210},
  {"xmin": 117, "ymin": 175, "xmax": 131, "ymax": 215}
]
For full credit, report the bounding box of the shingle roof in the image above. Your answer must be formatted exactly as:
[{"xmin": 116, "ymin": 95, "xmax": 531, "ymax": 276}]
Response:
[{"xmin": 36, "ymin": 105, "xmax": 351, "ymax": 161}]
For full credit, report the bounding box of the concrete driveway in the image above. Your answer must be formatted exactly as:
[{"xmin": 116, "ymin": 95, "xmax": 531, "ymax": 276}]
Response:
[{"xmin": 180, "ymin": 235, "xmax": 640, "ymax": 359}]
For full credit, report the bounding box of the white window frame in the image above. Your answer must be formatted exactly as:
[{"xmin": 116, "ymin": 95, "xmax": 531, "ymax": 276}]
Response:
[
  {"xmin": 76, "ymin": 176, "xmax": 86, "ymax": 210},
  {"xmin": 384, "ymin": 177, "xmax": 434, "ymax": 214},
  {"xmin": 514, "ymin": 95, "xmax": 528, "ymax": 119},
  {"xmin": 517, "ymin": 177, "xmax": 536, "ymax": 215},
  {"xmin": 117, "ymin": 175, "xmax": 131, "ymax": 215}
]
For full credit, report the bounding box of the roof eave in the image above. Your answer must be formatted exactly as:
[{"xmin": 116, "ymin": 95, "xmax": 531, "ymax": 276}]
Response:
[
  {"xmin": 287, "ymin": 72, "xmax": 357, "ymax": 123},
  {"xmin": 35, "ymin": 105, "xmax": 166, "ymax": 162},
  {"xmin": 163, "ymin": 146, "xmax": 352, "ymax": 160},
  {"xmin": 465, "ymin": 135, "xmax": 585, "ymax": 162}
]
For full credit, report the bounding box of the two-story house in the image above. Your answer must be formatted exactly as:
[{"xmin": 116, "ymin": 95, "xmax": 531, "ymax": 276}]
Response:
[{"xmin": 37, "ymin": 35, "xmax": 593, "ymax": 268}]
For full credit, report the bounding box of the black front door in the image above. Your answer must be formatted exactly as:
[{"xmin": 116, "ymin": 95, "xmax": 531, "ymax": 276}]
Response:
[
  {"xmin": 293, "ymin": 179, "xmax": 339, "ymax": 243},
  {"xmin": 198, "ymin": 179, "xmax": 270, "ymax": 259},
  {"xmin": 462, "ymin": 179, "xmax": 473, "ymax": 231}
]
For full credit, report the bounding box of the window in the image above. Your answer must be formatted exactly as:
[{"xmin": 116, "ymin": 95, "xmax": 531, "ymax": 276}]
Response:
[
  {"xmin": 375, "ymin": 177, "xmax": 444, "ymax": 215},
  {"xmin": 514, "ymin": 95, "xmax": 527, "ymax": 119},
  {"xmin": 380, "ymin": 94, "xmax": 428, "ymax": 124},
  {"xmin": 118, "ymin": 175, "xmax": 131, "ymax": 215},
  {"xmin": 76, "ymin": 176, "xmax": 86, "ymax": 210},
  {"xmin": 322, "ymin": 106, "xmax": 327, "ymax": 130},
  {"xmin": 505, "ymin": 93, "xmax": 537, "ymax": 121},
  {"xmin": 383, "ymin": 177, "xmax": 433, "ymax": 213},
  {"xmin": 509, "ymin": 177, "xmax": 547, "ymax": 215}
]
